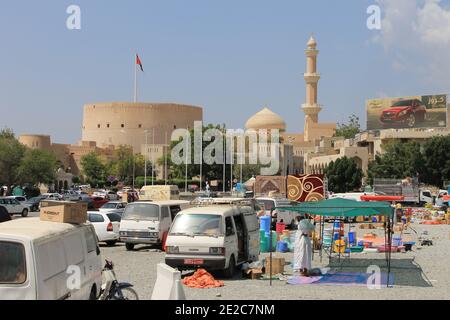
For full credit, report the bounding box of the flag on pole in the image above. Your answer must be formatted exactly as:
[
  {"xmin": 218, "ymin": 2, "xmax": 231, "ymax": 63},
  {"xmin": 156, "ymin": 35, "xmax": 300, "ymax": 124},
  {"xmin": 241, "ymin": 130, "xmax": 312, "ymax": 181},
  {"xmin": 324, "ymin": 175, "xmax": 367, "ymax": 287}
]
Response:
[{"xmin": 136, "ymin": 54, "xmax": 144, "ymax": 72}]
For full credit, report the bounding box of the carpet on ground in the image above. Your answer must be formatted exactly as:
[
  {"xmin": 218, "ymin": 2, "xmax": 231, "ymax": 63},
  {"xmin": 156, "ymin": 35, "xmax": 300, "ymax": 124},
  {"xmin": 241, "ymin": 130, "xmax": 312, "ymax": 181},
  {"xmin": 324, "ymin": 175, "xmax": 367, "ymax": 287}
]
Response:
[{"xmin": 287, "ymin": 271, "xmax": 394, "ymax": 286}]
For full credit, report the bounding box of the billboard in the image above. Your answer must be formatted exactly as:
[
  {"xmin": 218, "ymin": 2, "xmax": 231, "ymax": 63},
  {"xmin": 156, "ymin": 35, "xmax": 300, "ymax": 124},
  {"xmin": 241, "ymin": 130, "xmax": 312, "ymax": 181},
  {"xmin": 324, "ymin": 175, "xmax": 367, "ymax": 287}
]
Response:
[{"xmin": 366, "ymin": 94, "xmax": 448, "ymax": 130}]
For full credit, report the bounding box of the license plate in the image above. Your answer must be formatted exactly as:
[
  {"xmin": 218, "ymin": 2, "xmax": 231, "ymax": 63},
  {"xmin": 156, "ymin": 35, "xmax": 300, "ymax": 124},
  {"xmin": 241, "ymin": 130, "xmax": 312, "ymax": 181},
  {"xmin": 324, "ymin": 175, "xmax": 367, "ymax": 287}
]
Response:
[{"xmin": 184, "ymin": 259, "xmax": 204, "ymax": 265}]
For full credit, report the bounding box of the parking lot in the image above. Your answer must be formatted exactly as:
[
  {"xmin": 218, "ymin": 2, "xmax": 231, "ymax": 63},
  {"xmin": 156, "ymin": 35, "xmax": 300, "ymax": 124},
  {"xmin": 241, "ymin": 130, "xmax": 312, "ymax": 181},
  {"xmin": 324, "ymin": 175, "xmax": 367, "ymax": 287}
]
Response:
[{"xmin": 17, "ymin": 212, "xmax": 450, "ymax": 300}]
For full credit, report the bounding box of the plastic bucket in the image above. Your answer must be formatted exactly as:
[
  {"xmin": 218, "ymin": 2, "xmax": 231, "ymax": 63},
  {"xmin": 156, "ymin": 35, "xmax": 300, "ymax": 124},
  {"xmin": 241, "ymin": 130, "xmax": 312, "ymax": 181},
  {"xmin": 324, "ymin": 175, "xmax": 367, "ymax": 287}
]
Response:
[
  {"xmin": 348, "ymin": 231, "xmax": 356, "ymax": 246},
  {"xmin": 276, "ymin": 222, "xmax": 286, "ymax": 233},
  {"xmin": 276, "ymin": 241, "xmax": 289, "ymax": 253},
  {"xmin": 260, "ymin": 216, "xmax": 271, "ymax": 233},
  {"xmin": 393, "ymin": 235, "xmax": 403, "ymax": 247}
]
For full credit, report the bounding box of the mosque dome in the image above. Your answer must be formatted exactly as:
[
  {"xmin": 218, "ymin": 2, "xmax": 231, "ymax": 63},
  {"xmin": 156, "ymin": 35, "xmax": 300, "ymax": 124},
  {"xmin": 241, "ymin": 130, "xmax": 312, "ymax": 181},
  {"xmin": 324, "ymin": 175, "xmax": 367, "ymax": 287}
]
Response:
[{"xmin": 245, "ymin": 107, "xmax": 287, "ymax": 131}]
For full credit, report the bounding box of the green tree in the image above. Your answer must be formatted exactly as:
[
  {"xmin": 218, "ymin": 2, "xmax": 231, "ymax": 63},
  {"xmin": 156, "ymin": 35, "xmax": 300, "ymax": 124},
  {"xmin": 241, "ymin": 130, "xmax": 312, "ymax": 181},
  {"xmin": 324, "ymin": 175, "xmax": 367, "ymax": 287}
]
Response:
[
  {"xmin": 107, "ymin": 145, "xmax": 147, "ymax": 184},
  {"xmin": 0, "ymin": 128, "xmax": 15, "ymax": 139},
  {"xmin": 72, "ymin": 176, "xmax": 81, "ymax": 184},
  {"xmin": 367, "ymin": 141, "xmax": 425, "ymax": 185},
  {"xmin": 422, "ymin": 135, "xmax": 450, "ymax": 187},
  {"xmin": 80, "ymin": 152, "xmax": 107, "ymax": 187},
  {"xmin": 0, "ymin": 131, "xmax": 26, "ymax": 192},
  {"xmin": 334, "ymin": 114, "xmax": 361, "ymax": 139},
  {"xmin": 160, "ymin": 124, "xmax": 241, "ymax": 187},
  {"xmin": 325, "ymin": 157, "xmax": 363, "ymax": 193},
  {"xmin": 17, "ymin": 149, "xmax": 58, "ymax": 186}
]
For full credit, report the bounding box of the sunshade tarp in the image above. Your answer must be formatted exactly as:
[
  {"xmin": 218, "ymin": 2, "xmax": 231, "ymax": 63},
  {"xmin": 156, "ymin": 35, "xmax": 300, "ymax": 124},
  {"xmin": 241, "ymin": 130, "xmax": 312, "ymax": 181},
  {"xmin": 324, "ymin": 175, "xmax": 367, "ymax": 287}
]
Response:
[{"xmin": 274, "ymin": 198, "xmax": 394, "ymax": 217}]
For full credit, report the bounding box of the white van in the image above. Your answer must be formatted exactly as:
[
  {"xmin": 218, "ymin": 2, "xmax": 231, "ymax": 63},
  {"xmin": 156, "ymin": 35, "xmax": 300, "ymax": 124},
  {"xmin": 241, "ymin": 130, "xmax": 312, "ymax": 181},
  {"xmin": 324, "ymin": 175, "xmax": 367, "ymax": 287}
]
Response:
[
  {"xmin": 255, "ymin": 197, "xmax": 299, "ymax": 228},
  {"xmin": 0, "ymin": 218, "xmax": 102, "ymax": 300},
  {"xmin": 139, "ymin": 185, "xmax": 180, "ymax": 201},
  {"xmin": 119, "ymin": 200, "xmax": 190, "ymax": 251},
  {"xmin": 165, "ymin": 200, "xmax": 260, "ymax": 277}
]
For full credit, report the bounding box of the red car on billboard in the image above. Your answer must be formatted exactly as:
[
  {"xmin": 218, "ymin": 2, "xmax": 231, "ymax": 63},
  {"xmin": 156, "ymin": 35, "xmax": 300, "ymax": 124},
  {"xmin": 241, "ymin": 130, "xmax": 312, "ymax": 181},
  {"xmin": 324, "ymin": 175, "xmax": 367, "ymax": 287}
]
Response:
[{"xmin": 379, "ymin": 99, "xmax": 427, "ymax": 128}]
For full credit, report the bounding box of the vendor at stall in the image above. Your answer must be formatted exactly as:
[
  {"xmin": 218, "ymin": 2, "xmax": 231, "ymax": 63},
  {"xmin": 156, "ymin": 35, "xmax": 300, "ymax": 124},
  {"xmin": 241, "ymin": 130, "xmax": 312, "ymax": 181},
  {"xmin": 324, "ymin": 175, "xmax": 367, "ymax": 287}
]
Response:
[{"xmin": 294, "ymin": 214, "xmax": 315, "ymax": 277}]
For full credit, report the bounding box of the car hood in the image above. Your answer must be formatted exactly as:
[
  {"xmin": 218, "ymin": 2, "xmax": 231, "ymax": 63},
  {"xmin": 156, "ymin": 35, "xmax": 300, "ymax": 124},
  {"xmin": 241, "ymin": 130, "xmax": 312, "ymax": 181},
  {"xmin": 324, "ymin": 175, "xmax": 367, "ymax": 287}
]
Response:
[{"xmin": 384, "ymin": 106, "xmax": 408, "ymax": 113}]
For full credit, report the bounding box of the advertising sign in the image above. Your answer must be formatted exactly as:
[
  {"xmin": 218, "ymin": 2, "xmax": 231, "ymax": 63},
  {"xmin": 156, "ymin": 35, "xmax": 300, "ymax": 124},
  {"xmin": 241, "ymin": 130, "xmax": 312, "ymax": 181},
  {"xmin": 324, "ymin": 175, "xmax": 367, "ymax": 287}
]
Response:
[{"xmin": 366, "ymin": 94, "xmax": 448, "ymax": 130}]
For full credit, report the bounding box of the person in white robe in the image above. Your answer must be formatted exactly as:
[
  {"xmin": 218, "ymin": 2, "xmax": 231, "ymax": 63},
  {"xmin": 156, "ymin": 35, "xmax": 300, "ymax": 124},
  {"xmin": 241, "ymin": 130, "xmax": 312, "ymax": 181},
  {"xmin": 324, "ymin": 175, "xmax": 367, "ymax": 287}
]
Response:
[{"xmin": 293, "ymin": 215, "xmax": 315, "ymax": 276}]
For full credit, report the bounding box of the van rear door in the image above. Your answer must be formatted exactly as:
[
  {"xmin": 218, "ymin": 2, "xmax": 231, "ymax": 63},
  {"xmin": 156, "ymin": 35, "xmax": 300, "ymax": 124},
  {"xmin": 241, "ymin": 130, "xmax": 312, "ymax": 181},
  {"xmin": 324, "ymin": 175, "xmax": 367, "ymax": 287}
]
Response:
[
  {"xmin": 0, "ymin": 240, "xmax": 35, "ymax": 300},
  {"xmin": 242, "ymin": 209, "xmax": 260, "ymax": 262}
]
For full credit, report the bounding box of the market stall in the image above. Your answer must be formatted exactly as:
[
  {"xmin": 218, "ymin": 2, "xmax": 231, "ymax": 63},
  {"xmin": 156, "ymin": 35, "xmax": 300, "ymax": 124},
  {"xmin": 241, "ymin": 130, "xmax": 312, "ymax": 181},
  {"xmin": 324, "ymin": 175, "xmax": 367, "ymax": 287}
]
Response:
[{"xmin": 269, "ymin": 198, "xmax": 395, "ymax": 287}]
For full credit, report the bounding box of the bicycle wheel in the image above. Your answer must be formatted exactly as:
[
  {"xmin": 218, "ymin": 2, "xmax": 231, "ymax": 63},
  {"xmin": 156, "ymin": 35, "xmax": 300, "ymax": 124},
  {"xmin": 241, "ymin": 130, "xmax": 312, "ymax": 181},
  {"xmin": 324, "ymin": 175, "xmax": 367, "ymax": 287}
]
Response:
[{"xmin": 117, "ymin": 287, "xmax": 139, "ymax": 300}]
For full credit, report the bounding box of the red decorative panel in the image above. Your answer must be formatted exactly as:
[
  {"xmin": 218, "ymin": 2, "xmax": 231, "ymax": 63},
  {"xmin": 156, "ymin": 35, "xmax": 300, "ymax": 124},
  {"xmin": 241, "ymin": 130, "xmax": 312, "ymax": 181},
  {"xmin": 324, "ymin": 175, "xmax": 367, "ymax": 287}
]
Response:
[{"xmin": 287, "ymin": 174, "xmax": 324, "ymax": 202}]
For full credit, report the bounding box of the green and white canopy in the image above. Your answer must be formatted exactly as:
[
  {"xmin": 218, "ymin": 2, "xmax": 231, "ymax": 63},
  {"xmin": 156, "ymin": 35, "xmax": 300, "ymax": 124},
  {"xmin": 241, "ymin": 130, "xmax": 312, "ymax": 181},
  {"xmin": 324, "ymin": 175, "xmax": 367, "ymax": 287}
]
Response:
[{"xmin": 273, "ymin": 198, "xmax": 394, "ymax": 217}]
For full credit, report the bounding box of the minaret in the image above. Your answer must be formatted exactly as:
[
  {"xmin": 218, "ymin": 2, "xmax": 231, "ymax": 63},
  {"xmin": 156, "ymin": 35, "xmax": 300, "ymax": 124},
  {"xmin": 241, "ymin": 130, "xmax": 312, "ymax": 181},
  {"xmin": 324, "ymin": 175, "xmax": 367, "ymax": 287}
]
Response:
[{"xmin": 302, "ymin": 35, "xmax": 321, "ymax": 142}]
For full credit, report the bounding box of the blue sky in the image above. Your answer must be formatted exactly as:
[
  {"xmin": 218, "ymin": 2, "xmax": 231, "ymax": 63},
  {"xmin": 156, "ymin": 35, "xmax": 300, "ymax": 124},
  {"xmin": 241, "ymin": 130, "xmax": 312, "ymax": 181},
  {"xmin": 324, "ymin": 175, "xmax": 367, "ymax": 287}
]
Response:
[{"xmin": 1, "ymin": 0, "xmax": 449, "ymax": 143}]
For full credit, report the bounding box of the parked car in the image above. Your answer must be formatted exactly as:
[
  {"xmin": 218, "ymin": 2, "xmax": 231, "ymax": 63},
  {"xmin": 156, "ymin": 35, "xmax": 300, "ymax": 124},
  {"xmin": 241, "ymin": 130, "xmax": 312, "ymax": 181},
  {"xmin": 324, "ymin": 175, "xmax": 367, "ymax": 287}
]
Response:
[
  {"xmin": 62, "ymin": 190, "xmax": 82, "ymax": 201},
  {"xmin": 165, "ymin": 200, "xmax": 260, "ymax": 277},
  {"xmin": 0, "ymin": 206, "xmax": 11, "ymax": 223},
  {"xmin": 105, "ymin": 191, "xmax": 119, "ymax": 201},
  {"xmin": 42, "ymin": 193, "xmax": 63, "ymax": 201},
  {"xmin": 99, "ymin": 201, "xmax": 127, "ymax": 216},
  {"xmin": 119, "ymin": 200, "xmax": 190, "ymax": 251},
  {"xmin": 88, "ymin": 211, "xmax": 121, "ymax": 246},
  {"xmin": 25, "ymin": 195, "xmax": 47, "ymax": 212},
  {"xmin": 79, "ymin": 194, "xmax": 95, "ymax": 210},
  {"xmin": 0, "ymin": 217, "xmax": 102, "ymax": 300},
  {"xmin": 0, "ymin": 197, "xmax": 29, "ymax": 217},
  {"xmin": 380, "ymin": 99, "xmax": 427, "ymax": 128},
  {"xmin": 255, "ymin": 197, "xmax": 299, "ymax": 229},
  {"xmin": 91, "ymin": 196, "xmax": 109, "ymax": 209}
]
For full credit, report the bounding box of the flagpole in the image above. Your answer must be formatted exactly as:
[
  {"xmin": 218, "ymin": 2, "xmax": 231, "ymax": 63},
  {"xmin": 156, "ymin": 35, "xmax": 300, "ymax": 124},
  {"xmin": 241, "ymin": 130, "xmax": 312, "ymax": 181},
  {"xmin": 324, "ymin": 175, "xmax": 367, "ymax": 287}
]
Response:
[
  {"xmin": 223, "ymin": 126, "xmax": 226, "ymax": 192},
  {"xmin": 144, "ymin": 131, "xmax": 148, "ymax": 186},
  {"xmin": 134, "ymin": 54, "xmax": 137, "ymax": 103},
  {"xmin": 152, "ymin": 127, "xmax": 155, "ymax": 186},
  {"xmin": 165, "ymin": 131, "xmax": 168, "ymax": 186}
]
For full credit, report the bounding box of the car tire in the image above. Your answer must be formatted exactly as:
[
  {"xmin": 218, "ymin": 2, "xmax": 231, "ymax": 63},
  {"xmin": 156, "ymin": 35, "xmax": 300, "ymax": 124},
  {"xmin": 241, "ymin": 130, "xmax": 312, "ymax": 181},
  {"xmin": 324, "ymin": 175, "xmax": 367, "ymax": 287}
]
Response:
[
  {"xmin": 106, "ymin": 240, "xmax": 117, "ymax": 246},
  {"xmin": 407, "ymin": 114, "xmax": 416, "ymax": 128},
  {"xmin": 125, "ymin": 243, "xmax": 135, "ymax": 251},
  {"xmin": 223, "ymin": 255, "xmax": 236, "ymax": 278},
  {"xmin": 21, "ymin": 209, "xmax": 29, "ymax": 217},
  {"xmin": 88, "ymin": 285, "xmax": 97, "ymax": 300}
]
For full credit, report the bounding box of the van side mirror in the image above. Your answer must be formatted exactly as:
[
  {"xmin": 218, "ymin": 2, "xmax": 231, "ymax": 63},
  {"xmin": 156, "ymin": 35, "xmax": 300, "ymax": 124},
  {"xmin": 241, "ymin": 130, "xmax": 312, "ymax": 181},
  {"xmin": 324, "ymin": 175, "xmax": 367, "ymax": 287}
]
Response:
[{"xmin": 96, "ymin": 246, "xmax": 101, "ymax": 256}]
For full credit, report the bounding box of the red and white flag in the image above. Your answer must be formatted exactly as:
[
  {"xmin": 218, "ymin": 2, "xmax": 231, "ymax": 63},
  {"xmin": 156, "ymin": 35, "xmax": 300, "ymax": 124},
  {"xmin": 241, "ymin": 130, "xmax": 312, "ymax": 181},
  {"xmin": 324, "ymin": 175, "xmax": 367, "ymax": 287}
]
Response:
[{"xmin": 136, "ymin": 54, "xmax": 144, "ymax": 72}]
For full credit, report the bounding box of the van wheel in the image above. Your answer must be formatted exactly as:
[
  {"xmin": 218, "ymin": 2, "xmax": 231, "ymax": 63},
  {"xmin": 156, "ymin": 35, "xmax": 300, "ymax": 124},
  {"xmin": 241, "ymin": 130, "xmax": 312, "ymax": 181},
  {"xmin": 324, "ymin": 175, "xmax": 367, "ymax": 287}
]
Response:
[
  {"xmin": 89, "ymin": 285, "xmax": 97, "ymax": 300},
  {"xmin": 223, "ymin": 255, "xmax": 236, "ymax": 278},
  {"xmin": 125, "ymin": 243, "xmax": 135, "ymax": 251},
  {"xmin": 21, "ymin": 209, "xmax": 29, "ymax": 217},
  {"xmin": 106, "ymin": 240, "xmax": 117, "ymax": 246}
]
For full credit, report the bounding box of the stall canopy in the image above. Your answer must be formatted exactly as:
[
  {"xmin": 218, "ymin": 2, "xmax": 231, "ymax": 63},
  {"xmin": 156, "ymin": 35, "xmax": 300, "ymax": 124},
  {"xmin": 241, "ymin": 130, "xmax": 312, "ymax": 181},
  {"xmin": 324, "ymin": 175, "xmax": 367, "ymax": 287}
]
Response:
[{"xmin": 275, "ymin": 198, "xmax": 394, "ymax": 217}]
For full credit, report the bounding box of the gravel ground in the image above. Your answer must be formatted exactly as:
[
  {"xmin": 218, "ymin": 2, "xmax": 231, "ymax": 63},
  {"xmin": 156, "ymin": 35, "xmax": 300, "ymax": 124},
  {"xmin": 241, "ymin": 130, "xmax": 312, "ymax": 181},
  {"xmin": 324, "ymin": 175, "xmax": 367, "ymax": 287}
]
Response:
[{"xmin": 100, "ymin": 223, "xmax": 450, "ymax": 300}]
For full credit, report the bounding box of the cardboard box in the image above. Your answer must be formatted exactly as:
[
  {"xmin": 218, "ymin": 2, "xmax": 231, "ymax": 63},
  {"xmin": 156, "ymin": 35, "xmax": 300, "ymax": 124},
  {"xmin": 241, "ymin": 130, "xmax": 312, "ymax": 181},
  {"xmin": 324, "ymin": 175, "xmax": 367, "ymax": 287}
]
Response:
[
  {"xmin": 40, "ymin": 201, "xmax": 87, "ymax": 224},
  {"xmin": 356, "ymin": 216, "xmax": 365, "ymax": 223},
  {"xmin": 245, "ymin": 269, "xmax": 263, "ymax": 280},
  {"xmin": 265, "ymin": 258, "xmax": 285, "ymax": 275}
]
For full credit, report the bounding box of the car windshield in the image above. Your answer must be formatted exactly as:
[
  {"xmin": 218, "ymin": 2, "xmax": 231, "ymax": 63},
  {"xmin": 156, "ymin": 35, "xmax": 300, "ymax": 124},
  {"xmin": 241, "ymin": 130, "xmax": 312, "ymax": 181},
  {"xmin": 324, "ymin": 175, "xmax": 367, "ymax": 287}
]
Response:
[
  {"xmin": 0, "ymin": 241, "xmax": 27, "ymax": 284},
  {"xmin": 392, "ymin": 100, "xmax": 413, "ymax": 107},
  {"xmin": 122, "ymin": 203, "xmax": 159, "ymax": 221},
  {"xmin": 101, "ymin": 203, "xmax": 118, "ymax": 209},
  {"xmin": 170, "ymin": 214, "xmax": 222, "ymax": 236},
  {"xmin": 256, "ymin": 200, "xmax": 276, "ymax": 211}
]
